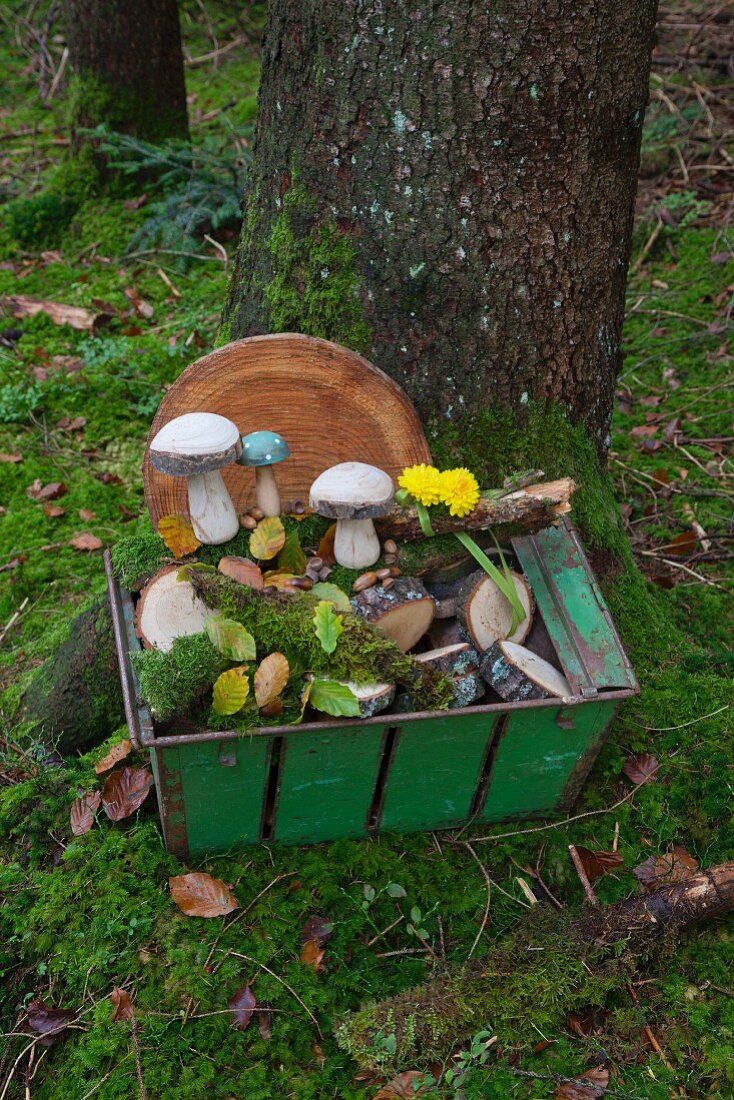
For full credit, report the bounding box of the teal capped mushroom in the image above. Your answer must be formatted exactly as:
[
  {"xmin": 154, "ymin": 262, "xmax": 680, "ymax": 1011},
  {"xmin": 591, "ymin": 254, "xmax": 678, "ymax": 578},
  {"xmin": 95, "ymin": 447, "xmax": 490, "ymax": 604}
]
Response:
[{"xmin": 237, "ymin": 430, "xmax": 291, "ymax": 517}]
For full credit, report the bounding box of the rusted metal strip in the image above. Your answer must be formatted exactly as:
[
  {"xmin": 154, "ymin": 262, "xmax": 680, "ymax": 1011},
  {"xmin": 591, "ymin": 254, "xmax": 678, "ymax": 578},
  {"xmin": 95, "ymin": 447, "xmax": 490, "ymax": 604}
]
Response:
[{"xmin": 105, "ymin": 551, "xmax": 142, "ymax": 750}]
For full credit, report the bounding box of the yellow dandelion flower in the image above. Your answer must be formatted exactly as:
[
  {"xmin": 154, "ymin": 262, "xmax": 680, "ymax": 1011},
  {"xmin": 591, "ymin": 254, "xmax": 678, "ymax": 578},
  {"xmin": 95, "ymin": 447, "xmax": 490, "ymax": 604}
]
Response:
[
  {"xmin": 439, "ymin": 467, "xmax": 480, "ymax": 517},
  {"xmin": 398, "ymin": 464, "xmax": 443, "ymax": 507}
]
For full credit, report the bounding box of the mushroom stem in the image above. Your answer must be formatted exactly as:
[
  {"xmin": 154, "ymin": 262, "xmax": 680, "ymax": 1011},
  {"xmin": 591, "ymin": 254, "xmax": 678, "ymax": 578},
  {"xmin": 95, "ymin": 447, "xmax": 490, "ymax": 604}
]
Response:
[
  {"xmin": 187, "ymin": 470, "xmax": 240, "ymax": 544},
  {"xmin": 255, "ymin": 465, "xmax": 281, "ymax": 517},
  {"xmin": 334, "ymin": 517, "xmax": 381, "ymax": 570}
]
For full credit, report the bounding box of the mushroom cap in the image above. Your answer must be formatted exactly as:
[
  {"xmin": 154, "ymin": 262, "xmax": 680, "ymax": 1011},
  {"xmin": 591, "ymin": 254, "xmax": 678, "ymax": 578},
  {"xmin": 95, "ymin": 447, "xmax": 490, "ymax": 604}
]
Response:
[
  {"xmin": 310, "ymin": 462, "xmax": 394, "ymax": 519},
  {"xmin": 149, "ymin": 412, "xmax": 242, "ymax": 476},
  {"xmin": 237, "ymin": 430, "xmax": 291, "ymax": 467}
]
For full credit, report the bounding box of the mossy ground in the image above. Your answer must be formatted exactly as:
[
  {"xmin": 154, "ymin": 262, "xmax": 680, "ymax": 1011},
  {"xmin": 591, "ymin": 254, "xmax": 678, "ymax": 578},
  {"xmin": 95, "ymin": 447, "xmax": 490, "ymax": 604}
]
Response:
[{"xmin": 1, "ymin": 3, "xmax": 733, "ymax": 1098}]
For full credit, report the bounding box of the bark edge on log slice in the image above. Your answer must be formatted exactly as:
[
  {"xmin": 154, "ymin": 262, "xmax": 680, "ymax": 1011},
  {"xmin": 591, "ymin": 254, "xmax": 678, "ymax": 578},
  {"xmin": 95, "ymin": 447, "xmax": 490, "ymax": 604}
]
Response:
[
  {"xmin": 351, "ymin": 576, "xmax": 435, "ymax": 652},
  {"xmin": 456, "ymin": 569, "xmax": 534, "ymax": 652},
  {"xmin": 135, "ymin": 564, "xmax": 210, "ymax": 652},
  {"xmin": 343, "ymin": 681, "xmax": 396, "ymax": 718},
  {"xmin": 480, "ymin": 640, "xmax": 571, "ymax": 702}
]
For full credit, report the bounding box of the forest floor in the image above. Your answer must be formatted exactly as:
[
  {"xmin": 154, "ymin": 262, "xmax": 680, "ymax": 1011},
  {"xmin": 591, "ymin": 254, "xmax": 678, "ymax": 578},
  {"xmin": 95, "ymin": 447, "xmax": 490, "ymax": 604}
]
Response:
[{"xmin": 0, "ymin": 2, "xmax": 732, "ymax": 1098}]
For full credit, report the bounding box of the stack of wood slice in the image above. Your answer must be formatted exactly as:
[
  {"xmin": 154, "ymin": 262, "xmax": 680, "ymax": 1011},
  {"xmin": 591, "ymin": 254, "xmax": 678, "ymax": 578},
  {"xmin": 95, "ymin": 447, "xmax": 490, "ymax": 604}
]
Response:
[
  {"xmin": 351, "ymin": 577, "xmax": 436, "ymax": 652},
  {"xmin": 456, "ymin": 569, "xmax": 534, "ymax": 652},
  {"xmin": 480, "ymin": 640, "xmax": 571, "ymax": 701}
]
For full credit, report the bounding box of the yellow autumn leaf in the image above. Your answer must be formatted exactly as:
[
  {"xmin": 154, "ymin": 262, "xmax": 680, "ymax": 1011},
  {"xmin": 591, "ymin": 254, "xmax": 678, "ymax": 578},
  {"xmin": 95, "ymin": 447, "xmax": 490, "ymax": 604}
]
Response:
[
  {"xmin": 158, "ymin": 514, "xmax": 201, "ymax": 557},
  {"xmin": 254, "ymin": 652, "xmax": 290, "ymax": 708},
  {"xmin": 249, "ymin": 516, "xmax": 286, "ymax": 561},
  {"xmin": 212, "ymin": 666, "xmax": 250, "ymax": 716}
]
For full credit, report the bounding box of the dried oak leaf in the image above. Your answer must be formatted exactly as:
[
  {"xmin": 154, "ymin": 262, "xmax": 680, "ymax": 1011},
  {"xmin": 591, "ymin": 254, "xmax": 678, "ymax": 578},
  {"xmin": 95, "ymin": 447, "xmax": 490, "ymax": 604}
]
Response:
[
  {"xmin": 573, "ymin": 846, "xmax": 624, "ymax": 884},
  {"xmin": 102, "ymin": 766, "xmax": 153, "ymax": 821},
  {"xmin": 70, "ymin": 790, "xmax": 102, "ymax": 836},
  {"xmin": 95, "ymin": 739, "xmax": 132, "ymax": 774},
  {"xmin": 169, "ymin": 872, "xmax": 239, "ymax": 918},
  {"xmin": 111, "ymin": 988, "xmax": 135, "ymax": 1022},
  {"xmin": 633, "ymin": 846, "xmax": 699, "ymax": 892},
  {"xmin": 27, "ymin": 999, "xmax": 76, "ymax": 1047},
  {"xmin": 373, "ymin": 1071, "xmax": 430, "ymax": 1098},
  {"xmin": 621, "ymin": 753, "xmax": 659, "ymax": 786},
  {"xmin": 229, "ymin": 985, "xmax": 256, "ymax": 1031},
  {"xmin": 70, "ymin": 532, "xmax": 103, "ymax": 552},
  {"xmin": 554, "ymin": 1065, "xmax": 609, "ymax": 1099}
]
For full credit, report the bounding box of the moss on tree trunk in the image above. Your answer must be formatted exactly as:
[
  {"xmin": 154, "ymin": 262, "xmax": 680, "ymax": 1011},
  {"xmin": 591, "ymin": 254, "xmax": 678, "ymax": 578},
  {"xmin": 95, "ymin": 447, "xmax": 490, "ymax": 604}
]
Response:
[
  {"xmin": 66, "ymin": 0, "xmax": 189, "ymax": 146},
  {"xmin": 224, "ymin": 0, "xmax": 657, "ymax": 455}
]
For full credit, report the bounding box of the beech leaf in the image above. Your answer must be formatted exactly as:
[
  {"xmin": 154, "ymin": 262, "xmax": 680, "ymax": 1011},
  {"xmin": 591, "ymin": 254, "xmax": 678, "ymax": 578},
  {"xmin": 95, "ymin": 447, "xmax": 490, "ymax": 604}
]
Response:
[
  {"xmin": 622, "ymin": 753, "xmax": 659, "ymax": 786},
  {"xmin": 373, "ymin": 1071, "xmax": 430, "ymax": 1099},
  {"xmin": 308, "ymin": 679, "xmax": 360, "ymax": 718},
  {"xmin": 111, "ymin": 988, "xmax": 135, "ymax": 1022},
  {"xmin": 313, "ymin": 600, "xmax": 343, "ymax": 654},
  {"xmin": 70, "ymin": 532, "xmax": 103, "ymax": 552},
  {"xmin": 102, "ymin": 766, "xmax": 154, "ymax": 821},
  {"xmin": 300, "ymin": 915, "xmax": 333, "ymax": 946},
  {"xmin": 249, "ymin": 515, "xmax": 286, "ymax": 561},
  {"xmin": 218, "ymin": 556, "xmax": 263, "ymax": 589},
  {"xmin": 300, "ymin": 938, "xmax": 325, "ymax": 972},
  {"xmin": 94, "ymin": 739, "xmax": 132, "ymax": 774},
  {"xmin": 212, "ymin": 666, "xmax": 250, "ymax": 715},
  {"xmin": 573, "ymin": 846, "xmax": 624, "ymax": 884},
  {"xmin": 27, "ymin": 999, "xmax": 76, "ymax": 1047},
  {"xmin": 206, "ymin": 617, "xmax": 256, "ymax": 661},
  {"xmin": 310, "ymin": 581, "xmax": 351, "ymax": 612},
  {"xmin": 254, "ymin": 652, "xmax": 290, "ymax": 708},
  {"xmin": 229, "ymin": 985, "xmax": 257, "ymax": 1030},
  {"xmin": 554, "ymin": 1065, "xmax": 609, "ymax": 1099},
  {"xmin": 70, "ymin": 790, "xmax": 102, "ymax": 836},
  {"xmin": 277, "ymin": 528, "xmax": 307, "ymax": 575},
  {"xmin": 633, "ymin": 846, "xmax": 699, "ymax": 892},
  {"xmin": 158, "ymin": 513, "xmax": 201, "ymax": 558},
  {"xmin": 316, "ymin": 523, "xmax": 337, "ymax": 565},
  {"xmin": 169, "ymin": 872, "xmax": 239, "ymax": 917}
]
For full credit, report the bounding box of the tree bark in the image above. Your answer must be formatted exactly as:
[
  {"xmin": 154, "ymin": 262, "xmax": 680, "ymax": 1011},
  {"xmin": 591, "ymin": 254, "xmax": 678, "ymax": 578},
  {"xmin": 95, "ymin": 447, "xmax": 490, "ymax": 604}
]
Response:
[
  {"xmin": 224, "ymin": 0, "xmax": 657, "ymax": 454},
  {"xmin": 66, "ymin": 0, "xmax": 189, "ymax": 145}
]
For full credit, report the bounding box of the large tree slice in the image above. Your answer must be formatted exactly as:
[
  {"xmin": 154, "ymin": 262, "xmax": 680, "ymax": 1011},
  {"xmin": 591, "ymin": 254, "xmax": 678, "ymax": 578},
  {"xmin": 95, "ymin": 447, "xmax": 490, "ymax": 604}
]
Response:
[
  {"xmin": 456, "ymin": 570, "xmax": 534, "ymax": 652},
  {"xmin": 480, "ymin": 640, "xmax": 571, "ymax": 701},
  {"xmin": 135, "ymin": 565, "xmax": 210, "ymax": 651},
  {"xmin": 376, "ymin": 479, "xmax": 575, "ymax": 543},
  {"xmin": 351, "ymin": 577, "xmax": 436, "ymax": 652}
]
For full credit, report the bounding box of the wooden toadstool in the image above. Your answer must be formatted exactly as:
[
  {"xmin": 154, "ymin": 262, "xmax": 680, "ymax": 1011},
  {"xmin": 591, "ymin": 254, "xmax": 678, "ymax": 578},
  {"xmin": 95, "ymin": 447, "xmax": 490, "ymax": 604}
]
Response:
[
  {"xmin": 149, "ymin": 412, "xmax": 242, "ymax": 544},
  {"xmin": 237, "ymin": 430, "xmax": 290, "ymax": 517},
  {"xmin": 310, "ymin": 462, "xmax": 394, "ymax": 569}
]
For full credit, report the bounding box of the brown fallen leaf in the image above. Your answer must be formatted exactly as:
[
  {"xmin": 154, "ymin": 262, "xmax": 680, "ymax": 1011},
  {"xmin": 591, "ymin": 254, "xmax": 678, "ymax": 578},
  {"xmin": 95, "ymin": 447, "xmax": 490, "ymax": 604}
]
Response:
[
  {"xmin": 633, "ymin": 846, "xmax": 699, "ymax": 892},
  {"xmin": 621, "ymin": 753, "xmax": 659, "ymax": 786},
  {"xmin": 373, "ymin": 1070, "xmax": 430, "ymax": 1098},
  {"xmin": 57, "ymin": 415, "xmax": 87, "ymax": 432},
  {"xmin": 102, "ymin": 766, "xmax": 154, "ymax": 821},
  {"xmin": 229, "ymin": 985, "xmax": 256, "ymax": 1031},
  {"xmin": 95, "ymin": 739, "xmax": 132, "ymax": 774},
  {"xmin": 70, "ymin": 533, "xmax": 104, "ymax": 551},
  {"xmin": 300, "ymin": 938, "xmax": 325, "ymax": 972},
  {"xmin": 218, "ymin": 555, "xmax": 264, "ymax": 589},
  {"xmin": 258, "ymin": 1006, "xmax": 273, "ymax": 1041},
  {"xmin": 1, "ymin": 294, "xmax": 110, "ymax": 331},
  {"xmin": 79, "ymin": 508, "xmax": 97, "ymax": 522},
  {"xmin": 664, "ymin": 531, "xmax": 697, "ymax": 557},
  {"xmin": 169, "ymin": 872, "xmax": 239, "ymax": 918},
  {"xmin": 26, "ymin": 999, "xmax": 77, "ymax": 1047},
  {"xmin": 0, "ymin": 452, "xmax": 22, "ymax": 463},
  {"xmin": 158, "ymin": 514, "xmax": 201, "ymax": 558},
  {"xmin": 300, "ymin": 915, "xmax": 333, "ymax": 946},
  {"xmin": 70, "ymin": 790, "xmax": 102, "ymax": 836},
  {"xmin": 27, "ymin": 480, "xmax": 67, "ymax": 501},
  {"xmin": 43, "ymin": 503, "xmax": 66, "ymax": 518},
  {"xmin": 111, "ymin": 988, "xmax": 135, "ymax": 1022},
  {"xmin": 254, "ymin": 652, "xmax": 290, "ymax": 708},
  {"xmin": 317, "ymin": 523, "xmax": 337, "ymax": 565},
  {"xmin": 573, "ymin": 846, "xmax": 624, "ymax": 884},
  {"xmin": 123, "ymin": 287, "xmax": 155, "ymax": 319},
  {"xmin": 554, "ymin": 1065, "xmax": 609, "ymax": 1099},
  {"xmin": 629, "ymin": 424, "xmax": 658, "ymax": 439}
]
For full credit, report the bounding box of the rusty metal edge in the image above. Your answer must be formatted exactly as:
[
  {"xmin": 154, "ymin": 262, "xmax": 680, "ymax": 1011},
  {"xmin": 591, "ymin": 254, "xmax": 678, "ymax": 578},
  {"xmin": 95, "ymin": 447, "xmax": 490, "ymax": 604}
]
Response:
[
  {"xmin": 150, "ymin": 743, "xmax": 189, "ymax": 860},
  {"xmin": 105, "ymin": 550, "xmax": 142, "ymax": 750}
]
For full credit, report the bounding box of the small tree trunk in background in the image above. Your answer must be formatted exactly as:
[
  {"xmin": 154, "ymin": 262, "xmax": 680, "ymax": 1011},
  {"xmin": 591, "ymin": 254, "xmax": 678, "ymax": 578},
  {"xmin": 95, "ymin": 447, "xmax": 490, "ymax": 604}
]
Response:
[
  {"xmin": 224, "ymin": 0, "xmax": 657, "ymax": 456},
  {"xmin": 66, "ymin": 0, "xmax": 189, "ymax": 145}
]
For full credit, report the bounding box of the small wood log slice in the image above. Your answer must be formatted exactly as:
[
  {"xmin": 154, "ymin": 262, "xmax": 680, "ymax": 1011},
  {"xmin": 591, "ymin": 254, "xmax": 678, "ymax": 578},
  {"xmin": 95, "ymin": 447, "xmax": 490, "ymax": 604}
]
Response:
[
  {"xmin": 351, "ymin": 576, "xmax": 436, "ymax": 652},
  {"xmin": 217, "ymin": 555, "xmax": 264, "ymax": 590},
  {"xmin": 344, "ymin": 681, "xmax": 396, "ymax": 718},
  {"xmin": 456, "ymin": 569, "xmax": 534, "ymax": 652},
  {"xmin": 416, "ymin": 643, "xmax": 485, "ymax": 709},
  {"xmin": 135, "ymin": 565, "xmax": 210, "ymax": 652},
  {"xmin": 480, "ymin": 640, "xmax": 571, "ymax": 702}
]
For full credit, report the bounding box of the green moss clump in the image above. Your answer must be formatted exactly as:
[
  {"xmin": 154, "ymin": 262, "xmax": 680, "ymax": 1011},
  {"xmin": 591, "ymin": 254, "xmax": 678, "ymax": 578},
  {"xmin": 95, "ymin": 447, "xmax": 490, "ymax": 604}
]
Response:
[
  {"xmin": 111, "ymin": 530, "xmax": 172, "ymax": 589},
  {"xmin": 264, "ymin": 182, "xmax": 372, "ymax": 352},
  {"xmin": 4, "ymin": 193, "xmax": 77, "ymax": 249},
  {"xmin": 133, "ymin": 632, "xmax": 228, "ymax": 720}
]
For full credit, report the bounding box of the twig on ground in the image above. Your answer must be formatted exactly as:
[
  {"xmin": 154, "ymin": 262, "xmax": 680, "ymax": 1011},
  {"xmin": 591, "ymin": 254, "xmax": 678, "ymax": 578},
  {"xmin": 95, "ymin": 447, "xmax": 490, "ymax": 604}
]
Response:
[
  {"xmin": 568, "ymin": 844, "xmax": 600, "ymax": 908},
  {"xmin": 461, "ymin": 842, "xmax": 492, "ymax": 959},
  {"xmin": 229, "ymin": 952, "xmax": 323, "ymax": 1039}
]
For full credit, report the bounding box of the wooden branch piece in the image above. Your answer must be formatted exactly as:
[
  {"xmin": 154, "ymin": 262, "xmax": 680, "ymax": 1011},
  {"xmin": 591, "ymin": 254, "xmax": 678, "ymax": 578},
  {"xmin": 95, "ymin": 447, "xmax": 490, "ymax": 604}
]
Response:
[
  {"xmin": 480, "ymin": 640, "xmax": 571, "ymax": 701},
  {"xmin": 351, "ymin": 577, "xmax": 436, "ymax": 652},
  {"xmin": 456, "ymin": 569, "xmax": 534, "ymax": 652},
  {"xmin": 135, "ymin": 565, "xmax": 210, "ymax": 652},
  {"xmin": 376, "ymin": 478, "xmax": 575, "ymax": 542}
]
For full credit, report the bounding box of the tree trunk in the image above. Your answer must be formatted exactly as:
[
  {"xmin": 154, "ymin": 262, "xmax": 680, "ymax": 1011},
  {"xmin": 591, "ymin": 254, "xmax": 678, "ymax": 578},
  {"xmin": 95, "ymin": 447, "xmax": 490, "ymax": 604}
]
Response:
[
  {"xmin": 223, "ymin": 0, "xmax": 657, "ymax": 455},
  {"xmin": 337, "ymin": 861, "xmax": 734, "ymax": 1073},
  {"xmin": 66, "ymin": 0, "xmax": 189, "ymax": 145}
]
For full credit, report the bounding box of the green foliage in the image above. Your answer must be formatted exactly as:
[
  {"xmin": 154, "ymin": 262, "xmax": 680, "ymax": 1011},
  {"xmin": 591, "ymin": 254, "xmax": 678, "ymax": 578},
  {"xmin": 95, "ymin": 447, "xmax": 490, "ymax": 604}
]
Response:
[
  {"xmin": 205, "ymin": 617, "xmax": 256, "ymax": 662},
  {"xmin": 133, "ymin": 632, "xmax": 228, "ymax": 720},
  {"xmin": 312, "ymin": 599, "xmax": 343, "ymax": 654},
  {"xmin": 4, "ymin": 192, "xmax": 77, "ymax": 249},
  {"xmin": 309, "ymin": 678, "xmax": 360, "ymax": 717}
]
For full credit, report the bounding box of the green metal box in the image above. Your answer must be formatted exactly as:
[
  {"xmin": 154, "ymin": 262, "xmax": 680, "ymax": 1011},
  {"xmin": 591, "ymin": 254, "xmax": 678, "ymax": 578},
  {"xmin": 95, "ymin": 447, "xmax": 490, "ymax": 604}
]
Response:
[{"xmin": 106, "ymin": 519, "xmax": 637, "ymax": 858}]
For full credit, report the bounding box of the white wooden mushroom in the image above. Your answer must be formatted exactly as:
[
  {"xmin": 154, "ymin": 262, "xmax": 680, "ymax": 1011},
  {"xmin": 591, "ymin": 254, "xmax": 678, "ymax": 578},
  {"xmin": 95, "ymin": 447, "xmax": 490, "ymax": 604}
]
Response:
[
  {"xmin": 149, "ymin": 413, "xmax": 242, "ymax": 545},
  {"xmin": 309, "ymin": 462, "xmax": 394, "ymax": 569}
]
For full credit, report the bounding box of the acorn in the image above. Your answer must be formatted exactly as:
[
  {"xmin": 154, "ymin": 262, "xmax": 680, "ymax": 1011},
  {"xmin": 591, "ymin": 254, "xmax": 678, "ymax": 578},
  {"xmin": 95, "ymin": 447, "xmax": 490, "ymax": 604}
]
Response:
[
  {"xmin": 383, "ymin": 539, "xmax": 397, "ymax": 555},
  {"xmin": 249, "ymin": 506, "xmax": 265, "ymax": 521},
  {"xmin": 241, "ymin": 514, "xmax": 258, "ymax": 530},
  {"xmin": 353, "ymin": 571, "xmax": 378, "ymax": 592},
  {"xmin": 383, "ymin": 553, "xmax": 397, "ymax": 565}
]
